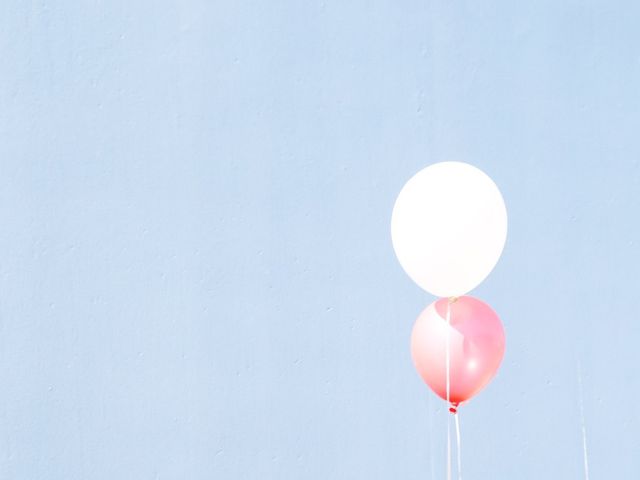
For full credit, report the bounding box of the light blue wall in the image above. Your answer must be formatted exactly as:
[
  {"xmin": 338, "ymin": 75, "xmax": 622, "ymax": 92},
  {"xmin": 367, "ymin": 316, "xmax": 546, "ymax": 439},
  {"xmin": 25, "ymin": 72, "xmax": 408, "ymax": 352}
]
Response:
[{"xmin": 1, "ymin": 1, "xmax": 638, "ymax": 478}]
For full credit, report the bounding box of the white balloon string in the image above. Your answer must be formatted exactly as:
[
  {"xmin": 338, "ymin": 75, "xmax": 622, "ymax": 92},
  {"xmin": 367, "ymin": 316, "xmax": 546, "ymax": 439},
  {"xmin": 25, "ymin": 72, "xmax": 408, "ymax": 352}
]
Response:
[
  {"xmin": 446, "ymin": 300, "xmax": 451, "ymax": 406},
  {"xmin": 577, "ymin": 360, "xmax": 590, "ymax": 480},
  {"xmin": 454, "ymin": 413, "xmax": 462, "ymax": 480},
  {"xmin": 446, "ymin": 301, "xmax": 451, "ymax": 480},
  {"xmin": 428, "ymin": 389, "xmax": 435, "ymax": 480},
  {"xmin": 447, "ymin": 415, "xmax": 451, "ymax": 480}
]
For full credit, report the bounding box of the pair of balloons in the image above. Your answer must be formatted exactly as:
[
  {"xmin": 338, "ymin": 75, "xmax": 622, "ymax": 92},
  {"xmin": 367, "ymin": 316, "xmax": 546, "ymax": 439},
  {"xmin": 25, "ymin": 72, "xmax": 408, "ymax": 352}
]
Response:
[{"xmin": 391, "ymin": 162, "xmax": 507, "ymax": 407}]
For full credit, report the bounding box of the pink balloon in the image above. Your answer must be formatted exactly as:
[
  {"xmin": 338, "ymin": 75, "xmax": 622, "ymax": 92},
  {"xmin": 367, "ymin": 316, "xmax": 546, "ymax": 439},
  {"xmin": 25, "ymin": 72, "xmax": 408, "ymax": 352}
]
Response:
[{"xmin": 411, "ymin": 296, "xmax": 505, "ymax": 407}]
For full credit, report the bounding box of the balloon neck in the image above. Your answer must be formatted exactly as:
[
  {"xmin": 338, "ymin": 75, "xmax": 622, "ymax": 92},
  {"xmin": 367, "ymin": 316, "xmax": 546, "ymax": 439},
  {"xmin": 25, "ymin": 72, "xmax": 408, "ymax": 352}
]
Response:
[
  {"xmin": 448, "ymin": 296, "xmax": 458, "ymax": 304},
  {"xmin": 448, "ymin": 402, "xmax": 459, "ymax": 415}
]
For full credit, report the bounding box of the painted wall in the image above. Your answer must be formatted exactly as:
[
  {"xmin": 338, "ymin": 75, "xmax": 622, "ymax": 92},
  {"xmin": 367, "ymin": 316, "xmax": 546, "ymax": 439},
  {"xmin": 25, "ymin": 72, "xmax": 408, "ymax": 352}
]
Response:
[{"xmin": 1, "ymin": 1, "xmax": 638, "ymax": 478}]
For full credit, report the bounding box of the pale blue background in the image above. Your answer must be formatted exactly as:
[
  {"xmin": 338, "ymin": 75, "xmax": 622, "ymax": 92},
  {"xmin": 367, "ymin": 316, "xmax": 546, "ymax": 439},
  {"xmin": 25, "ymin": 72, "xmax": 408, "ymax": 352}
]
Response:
[{"xmin": 0, "ymin": 1, "xmax": 638, "ymax": 478}]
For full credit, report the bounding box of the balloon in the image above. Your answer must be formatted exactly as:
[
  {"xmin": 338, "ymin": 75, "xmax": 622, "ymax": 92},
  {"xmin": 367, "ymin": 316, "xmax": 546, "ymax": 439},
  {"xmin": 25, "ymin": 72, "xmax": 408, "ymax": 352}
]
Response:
[
  {"xmin": 411, "ymin": 296, "xmax": 505, "ymax": 406},
  {"xmin": 391, "ymin": 162, "xmax": 507, "ymax": 297}
]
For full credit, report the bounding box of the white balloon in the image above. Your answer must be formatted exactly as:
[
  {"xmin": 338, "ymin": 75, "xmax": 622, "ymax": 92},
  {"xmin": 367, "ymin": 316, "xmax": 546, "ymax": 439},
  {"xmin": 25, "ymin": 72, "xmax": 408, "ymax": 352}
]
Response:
[{"xmin": 391, "ymin": 162, "xmax": 507, "ymax": 297}]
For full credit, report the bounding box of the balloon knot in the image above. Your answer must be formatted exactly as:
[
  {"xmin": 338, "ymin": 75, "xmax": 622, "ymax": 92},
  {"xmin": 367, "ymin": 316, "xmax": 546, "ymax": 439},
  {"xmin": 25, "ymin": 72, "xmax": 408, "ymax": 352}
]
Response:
[
  {"xmin": 449, "ymin": 403, "xmax": 459, "ymax": 414},
  {"xmin": 448, "ymin": 296, "xmax": 458, "ymax": 304}
]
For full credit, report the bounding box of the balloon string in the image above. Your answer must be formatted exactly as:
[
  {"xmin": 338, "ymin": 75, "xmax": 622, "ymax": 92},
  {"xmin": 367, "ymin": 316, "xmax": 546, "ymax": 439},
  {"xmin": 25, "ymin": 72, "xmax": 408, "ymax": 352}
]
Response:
[
  {"xmin": 454, "ymin": 413, "xmax": 462, "ymax": 480},
  {"xmin": 577, "ymin": 360, "xmax": 590, "ymax": 480},
  {"xmin": 446, "ymin": 300, "xmax": 451, "ymax": 405},
  {"xmin": 428, "ymin": 389, "xmax": 435, "ymax": 480},
  {"xmin": 446, "ymin": 301, "xmax": 451, "ymax": 480},
  {"xmin": 447, "ymin": 415, "xmax": 451, "ymax": 480}
]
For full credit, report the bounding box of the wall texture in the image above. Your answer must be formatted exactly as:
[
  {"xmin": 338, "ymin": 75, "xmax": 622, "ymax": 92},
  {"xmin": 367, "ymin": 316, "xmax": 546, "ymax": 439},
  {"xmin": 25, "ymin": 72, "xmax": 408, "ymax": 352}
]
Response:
[{"xmin": 1, "ymin": 1, "xmax": 639, "ymax": 478}]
